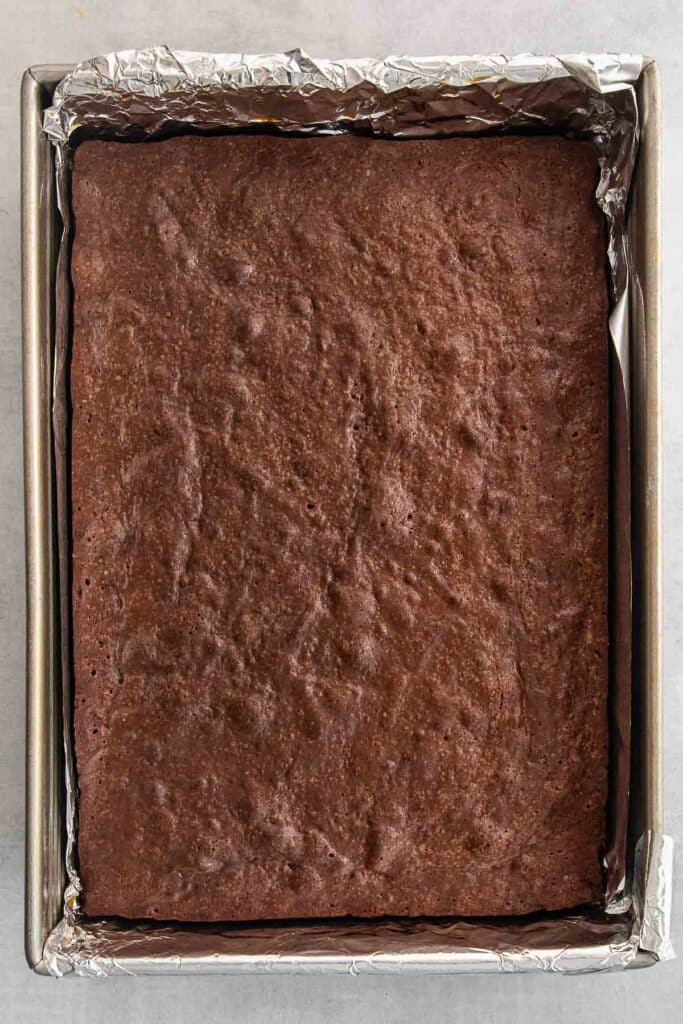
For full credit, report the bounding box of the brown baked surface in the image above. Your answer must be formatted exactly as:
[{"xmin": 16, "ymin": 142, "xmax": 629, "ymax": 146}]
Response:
[{"xmin": 71, "ymin": 134, "xmax": 608, "ymax": 921}]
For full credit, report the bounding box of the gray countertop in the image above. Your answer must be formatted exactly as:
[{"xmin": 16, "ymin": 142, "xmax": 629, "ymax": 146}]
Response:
[{"xmin": 2, "ymin": 1, "xmax": 681, "ymax": 1019}]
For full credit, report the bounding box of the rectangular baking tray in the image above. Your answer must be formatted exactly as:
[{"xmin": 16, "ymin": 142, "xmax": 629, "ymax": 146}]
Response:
[{"xmin": 21, "ymin": 59, "xmax": 662, "ymax": 975}]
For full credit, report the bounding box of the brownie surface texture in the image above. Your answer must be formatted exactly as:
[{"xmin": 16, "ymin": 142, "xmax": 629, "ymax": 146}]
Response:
[{"xmin": 71, "ymin": 134, "xmax": 608, "ymax": 920}]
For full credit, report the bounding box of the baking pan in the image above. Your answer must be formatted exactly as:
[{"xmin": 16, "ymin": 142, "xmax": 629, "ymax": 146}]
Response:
[
  {"xmin": 22, "ymin": 64, "xmax": 71, "ymax": 974},
  {"xmin": 21, "ymin": 56, "xmax": 667, "ymax": 975}
]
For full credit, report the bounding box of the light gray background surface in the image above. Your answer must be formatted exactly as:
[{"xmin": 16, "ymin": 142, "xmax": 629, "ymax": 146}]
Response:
[{"xmin": 2, "ymin": 1, "xmax": 681, "ymax": 1020}]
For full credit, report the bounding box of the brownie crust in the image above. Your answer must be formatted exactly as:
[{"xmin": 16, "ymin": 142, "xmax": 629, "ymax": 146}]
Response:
[{"xmin": 71, "ymin": 134, "xmax": 608, "ymax": 921}]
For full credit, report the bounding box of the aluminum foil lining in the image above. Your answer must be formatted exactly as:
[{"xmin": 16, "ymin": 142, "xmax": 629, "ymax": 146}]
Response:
[
  {"xmin": 42, "ymin": 830, "xmax": 674, "ymax": 977},
  {"xmin": 41, "ymin": 47, "xmax": 673, "ymax": 976}
]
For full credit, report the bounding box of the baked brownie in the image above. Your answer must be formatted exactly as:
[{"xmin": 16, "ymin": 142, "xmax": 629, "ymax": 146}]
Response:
[{"xmin": 70, "ymin": 134, "xmax": 608, "ymax": 921}]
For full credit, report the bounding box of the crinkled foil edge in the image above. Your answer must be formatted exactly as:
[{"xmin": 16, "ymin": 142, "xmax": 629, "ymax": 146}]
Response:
[{"xmin": 41, "ymin": 47, "xmax": 673, "ymax": 976}]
